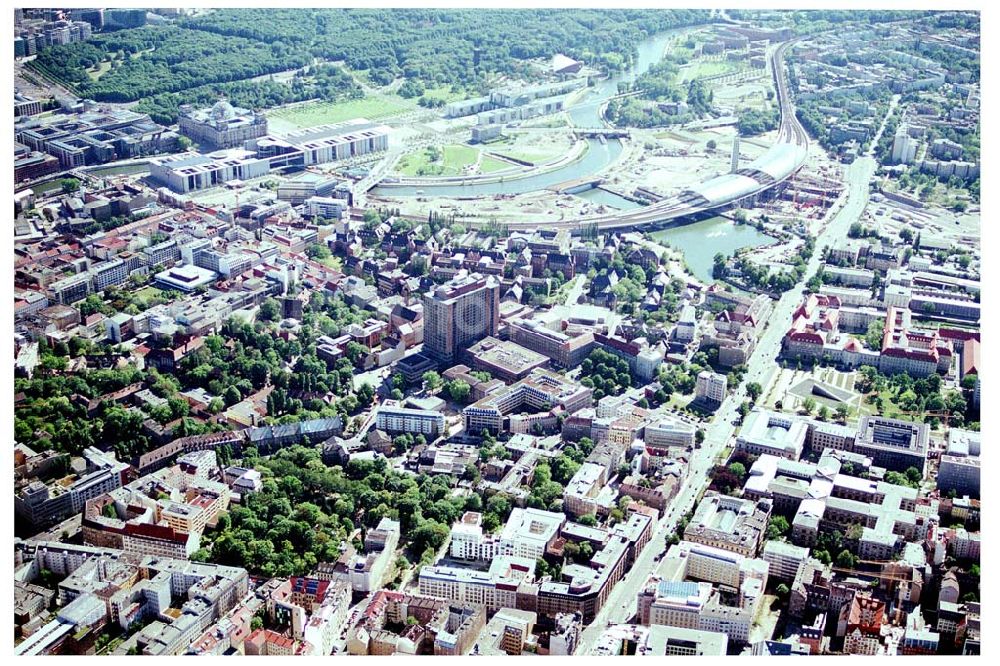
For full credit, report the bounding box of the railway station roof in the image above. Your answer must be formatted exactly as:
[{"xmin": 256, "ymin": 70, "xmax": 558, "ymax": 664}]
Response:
[
  {"xmin": 687, "ymin": 173, "xmax": 760, "ymax": 206},
  {"xmin": 747, "ymin": 143, "xmax": 808, "ymax": 182}
]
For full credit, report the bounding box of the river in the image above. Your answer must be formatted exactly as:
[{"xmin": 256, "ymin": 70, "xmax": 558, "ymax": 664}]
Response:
[
  {"xmin": 371, "ymin": 29, "xmax": 683, "ymax": 198},
  {"xmin": 651, "ymin": 216, "xmax": 774, "ymax": 283},
  {"xmin": 85, "ymin": 162, "xmax": 151, "ymax": 177},
  {"xmin": 571, "ymin": 186, "xmax": 644, "ymax": 210}
]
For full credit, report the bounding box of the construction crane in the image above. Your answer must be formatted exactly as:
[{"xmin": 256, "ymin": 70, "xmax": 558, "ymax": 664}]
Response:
[
  {"xmin": 832, "ymin": 564, "xmax": 914, "ymax": 624},
  {"xmin": 832, "ymin": 564, "xmax": 911, "ymax": 583},
  {"xmin": 857, "ymin": 390, "xmax": 958, "ymax": 427},
  {"xmin": 892, "ymin": 409, "xmax": 958, "ymax": 426}
]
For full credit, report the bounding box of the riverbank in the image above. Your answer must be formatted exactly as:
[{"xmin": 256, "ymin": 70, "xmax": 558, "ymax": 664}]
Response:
[
  {"xmin": 380, "ymin": 139, "xmax": 588, "ymax": 188},
  {"xmin": 651, "ymin": 215, "xmax": 775, "ymax": 283}
]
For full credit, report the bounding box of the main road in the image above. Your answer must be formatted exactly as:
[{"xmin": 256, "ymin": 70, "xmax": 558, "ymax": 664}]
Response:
[{"xmin": 575, "ymin": 156, "xmax": 875, "ymax": 655}]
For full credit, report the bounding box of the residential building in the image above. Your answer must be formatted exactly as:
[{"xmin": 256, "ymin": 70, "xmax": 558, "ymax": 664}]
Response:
[
  {"xmin": 449, "ymin": 512, "xmax": 499, "ymax": 561},
  {"xmin": 419, "ymin": 556, "xmax": 536, "ymax": 613},
  {"xmin": 500, "ymin": 508, "xmax": 566, "ymax": 560},
  {"xmin": 695, "ymin": 371, "xmax": 727, "ymax": 404},
  {"xmin": 375, "ymin": 402, "xmax": 445, "ymax": 437},
  {"xmin": 563, "ymin": 462, "xmax": 612, "ymax": 518}
]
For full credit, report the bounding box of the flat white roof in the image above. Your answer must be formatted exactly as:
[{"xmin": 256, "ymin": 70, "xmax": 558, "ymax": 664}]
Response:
[
  {"xmin": 500, "ymin": 507, "xmax": 563, "ymax": 547},
  {"xmin": 155, "ymin": 263, "xmax": 217, "ymax": 291}
]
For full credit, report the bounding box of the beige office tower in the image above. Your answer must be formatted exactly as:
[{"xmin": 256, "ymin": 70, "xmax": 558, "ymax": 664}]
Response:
[{"xmin": 423, "ymin": 273, "xmax": 500, "ymax": 364}]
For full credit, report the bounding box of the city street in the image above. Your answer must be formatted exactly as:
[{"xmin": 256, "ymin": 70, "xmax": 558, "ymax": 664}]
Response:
[
  {"xmin": 563, "ymin": 275, "xmax": 587, "ymax": 306},
  {"xmin": 576, "ymin": 155, "xmax": 876, "ymax": 654}
]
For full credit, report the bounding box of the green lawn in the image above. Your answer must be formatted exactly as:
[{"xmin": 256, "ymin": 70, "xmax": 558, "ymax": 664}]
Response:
[
  {"xmin": 420, "ymin": 85, "xmax": 467, "ymax": 104},
  {"xmin": 87, "ymin": 163, "xmax": 151, "ymax": 177},
  {"xmin": 479, "ymin": 156, "xmax": 514, "ymax": 173},
  {"xmin": 87, "ymin": 60, "xmax": 113, "ymax": 81},
  {"xmin": 667, "ymin": 393, "xmax": 696, "ymax": 411},
  {"xmin": 519, "ymin": 116, "xmax": 569, "ymax": 129},
  {"xmin": 268, "ymin": 95, "xmax": 412, "ymax": 129},
  {"xmin": 134, "ymin": 286, "xmax": 165, "ymax": 305},
  {"xmin": 396, "ymin": 144, "xmax": 480, "ymax": 177},
  {"xmin": 31, "ymin": 179, "xmax": 65, "ymax": 194},
  {"xmin": 677, "ymin": 59, "xmax": 744, "ymax": 84},
  {"xmin": 443, "ymin": 144, "xmax": 478, "ymax": 167},
  {"xmin": 488, "ymin": 148, "xmax": 556, "ymax": 165},
  {"xmin": 340, "ymin": 66, "xmax": 372, "ymax": 86},
  {"xmin": 486, "ymin": 138, "xmax": 569, "ymax": 165},
  {"xmin": 857, "ymin": 385, "xmax": 931, "ymax": 424},
  {"xmin": 317, "ymin": 255, "xmax": 343, "ymax": 271},
  {"xmin": 124, "ymin": 285, "xmax": 171, "ymax": 311},
  {"xmin": 653, "ymin": 130, "xmax": 696, "ymax": 143}
]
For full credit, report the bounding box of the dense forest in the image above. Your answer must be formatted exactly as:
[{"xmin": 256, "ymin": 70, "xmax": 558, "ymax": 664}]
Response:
[
  {"xmin": 30, "ymin": 9, "xmax": 711, "ymax": 112},
  {"xmin": 183, "ymin": 8, "xmax": 711, "ymax": 83},
  {"xmin": 134, "ymin": 64, "xmax": 363, "ymax": 125},
  {"xmin": 29, "ymin": 25, "xmax": 311, "ymax": 102}
]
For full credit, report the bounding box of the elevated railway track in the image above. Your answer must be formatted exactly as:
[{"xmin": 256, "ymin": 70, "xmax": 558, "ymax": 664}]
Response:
[{"xmin": 507, "ymin": 39, "xmax": 810, "ymax": 233}]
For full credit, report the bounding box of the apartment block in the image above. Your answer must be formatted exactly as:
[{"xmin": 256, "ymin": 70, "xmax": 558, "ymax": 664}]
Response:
[{"xmin": 375, "ymin": 402, "xmax": 445, "ymax": 437}]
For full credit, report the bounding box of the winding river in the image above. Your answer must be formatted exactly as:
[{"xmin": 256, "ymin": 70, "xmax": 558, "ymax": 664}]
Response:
[{"xmin": 371, "ymin": 29, "xmax": 683, "ymax": 198}]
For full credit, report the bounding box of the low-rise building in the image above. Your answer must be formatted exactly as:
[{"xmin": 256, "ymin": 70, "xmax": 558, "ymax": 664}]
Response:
[
  {"xmin": 735, "ymin": 410, "xmax": 808, "ymax": 460},
  {"xmin": 683, "ymin": 493, "xmax": 772, "ymax": 558}
]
